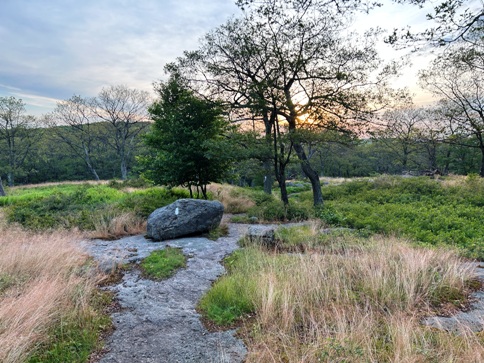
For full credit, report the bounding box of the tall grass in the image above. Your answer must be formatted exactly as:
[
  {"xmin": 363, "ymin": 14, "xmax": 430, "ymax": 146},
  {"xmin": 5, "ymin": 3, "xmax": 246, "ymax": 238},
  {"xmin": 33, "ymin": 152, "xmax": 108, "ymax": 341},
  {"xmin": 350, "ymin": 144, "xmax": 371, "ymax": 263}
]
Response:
[
  {"xmin": 207, "ymin": 183, "xmax": 256, "ymax": 213},
  {"xmin": 201, "ymin": 235, "xmax": 484, "ymax": 362},
  {"xmin": 0, "ymin": 225, "xmax": 106, "ymax": 363}
]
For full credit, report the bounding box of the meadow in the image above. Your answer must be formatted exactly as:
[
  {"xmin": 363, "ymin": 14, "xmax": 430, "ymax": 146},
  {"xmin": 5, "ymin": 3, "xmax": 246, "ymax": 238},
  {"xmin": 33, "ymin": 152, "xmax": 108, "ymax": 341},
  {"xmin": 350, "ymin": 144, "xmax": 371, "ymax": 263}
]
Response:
[{"xmin": 1, "ymin": 175, "xmax": 483, "ymax": 362}]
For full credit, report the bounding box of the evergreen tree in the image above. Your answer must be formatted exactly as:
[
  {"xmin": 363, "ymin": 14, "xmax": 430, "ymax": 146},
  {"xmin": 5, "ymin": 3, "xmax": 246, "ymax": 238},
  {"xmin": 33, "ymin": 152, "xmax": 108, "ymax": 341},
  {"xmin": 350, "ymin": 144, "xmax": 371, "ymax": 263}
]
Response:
[{"xmin": 143, "ymin": 75, "xmax": 233, "ymax": 199}]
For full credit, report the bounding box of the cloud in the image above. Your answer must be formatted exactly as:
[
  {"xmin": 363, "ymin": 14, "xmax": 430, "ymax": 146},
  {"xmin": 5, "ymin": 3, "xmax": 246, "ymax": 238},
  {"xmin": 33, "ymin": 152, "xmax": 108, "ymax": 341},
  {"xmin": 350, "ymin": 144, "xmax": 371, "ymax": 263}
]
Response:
[{"xmin": 0, "ymin": 0, "xmax": 238, "ymax": 115}]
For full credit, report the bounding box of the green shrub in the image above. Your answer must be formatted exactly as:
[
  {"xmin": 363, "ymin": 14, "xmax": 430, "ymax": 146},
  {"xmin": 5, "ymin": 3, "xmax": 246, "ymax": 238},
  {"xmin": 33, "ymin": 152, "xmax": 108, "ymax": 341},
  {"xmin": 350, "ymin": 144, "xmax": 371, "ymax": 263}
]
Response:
[
  {"xmin": 140, "ymin": 247, "xmax": 187, "ymax": 280},
  {"xmin": 247, "ymin": 197, "xmax": 311, "ymax": 222},
  {"xmin": 2, "ymin": 184, "xmax": 190, "ymax": 231},
  {"xmin": 120, "ymin": 187, "xmax": 190, "ymax": 218},
  {"xmin": 318, "ymin": 176, "xmax": 484, "ymax": 259}
]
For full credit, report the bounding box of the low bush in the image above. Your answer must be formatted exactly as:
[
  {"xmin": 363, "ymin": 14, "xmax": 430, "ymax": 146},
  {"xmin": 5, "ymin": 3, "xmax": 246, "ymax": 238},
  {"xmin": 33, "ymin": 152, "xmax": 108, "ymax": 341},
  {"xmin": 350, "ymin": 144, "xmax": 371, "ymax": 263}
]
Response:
[
  {"xmin": 1, "ymin": 184, "xmax": 190, "ymax": 237},
  {"xmin": 247, "ymin": 195, "xmax": 313, "ymax": 222},
  {"xmin": 320, "ymin": 176, "xmax": 484, "ymax": 259},
  {"xmin": 120, "ymin": 187, "xmax": 190, "ymax": 218}
]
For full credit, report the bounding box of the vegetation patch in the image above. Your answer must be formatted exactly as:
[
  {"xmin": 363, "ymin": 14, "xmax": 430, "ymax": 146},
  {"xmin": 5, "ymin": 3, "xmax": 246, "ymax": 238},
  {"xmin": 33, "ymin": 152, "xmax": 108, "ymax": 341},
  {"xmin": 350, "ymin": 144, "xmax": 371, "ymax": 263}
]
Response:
[
  {"xmin": 205, "ymin": 223, "xmax": 230, "ymax": 240},
  {"xmin": 140, "ymin": 247, "xmax": 187, "ymax": 280},
  {"xmin": 27, "ymin": 290, "xmax": 113, "ymax": 363},
  {"xmin": 1, "ymin": 184, "xmax": 189, "ymax": 237},
  {"xmin": 198, "ymin": 250, "xmax": 257, "ymax": 326},
  {"xmin": 201, "ymin": 235, "xmax": 483, "ymax": 361},
  {"xmin": 0, "ymin": 228, "xmax": 111, "ymax": 363},
  {"xmin": 207, "ymin": 184, "xmax": 256, "ymax": 214},
  {"xmin": 316, "ymin": 175, "xmax": 484, "ymax": 259}
]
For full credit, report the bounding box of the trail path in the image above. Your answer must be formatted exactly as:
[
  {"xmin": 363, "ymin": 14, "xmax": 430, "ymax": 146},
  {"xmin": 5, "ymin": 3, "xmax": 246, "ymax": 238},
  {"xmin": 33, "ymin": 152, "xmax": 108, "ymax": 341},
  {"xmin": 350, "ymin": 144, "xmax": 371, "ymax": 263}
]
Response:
[
  {"xmin": 84, "ymin": 219, "xmax": 484, "ymax": 362},
  {"xmin": 84, "ymin": 223, "xmax": 253, "ymax": 363}
]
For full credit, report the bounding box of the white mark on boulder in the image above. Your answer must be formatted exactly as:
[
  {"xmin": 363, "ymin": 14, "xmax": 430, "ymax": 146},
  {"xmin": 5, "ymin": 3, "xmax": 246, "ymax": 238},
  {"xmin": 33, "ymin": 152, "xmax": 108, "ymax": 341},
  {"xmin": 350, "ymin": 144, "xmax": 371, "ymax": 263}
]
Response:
[{"xmin": 175, "ymin": 207, "xmax": 179, "ymax": 215}]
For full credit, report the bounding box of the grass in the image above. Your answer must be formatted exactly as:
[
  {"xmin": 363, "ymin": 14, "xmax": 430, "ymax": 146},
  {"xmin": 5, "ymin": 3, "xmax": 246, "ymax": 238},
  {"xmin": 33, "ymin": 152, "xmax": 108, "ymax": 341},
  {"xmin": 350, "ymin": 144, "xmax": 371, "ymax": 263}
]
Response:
[
  {"xmin": 205, "ymin": 223, "xmax": 230, "ymax": 240},
  {"xmin": 0, "ymin": 226, "xmax": 111, "ymax": 363},
  {"xmin": 207, "ymin": 183, "xmax": 256, "ymax": 213},
  {"xmin": 140, "ymin": 247, "xmax": 187, "ymax": 280},
  {"xmin": 199, "ymin": 234, "xmax": 484, "ymax": 362},
  {"xmin": 3, "ymin": 176, "xmax": 484, "ymax": 361},
  {"xmin": 198, "ymin": 250, "xmax": 257, "ymax": 326}
]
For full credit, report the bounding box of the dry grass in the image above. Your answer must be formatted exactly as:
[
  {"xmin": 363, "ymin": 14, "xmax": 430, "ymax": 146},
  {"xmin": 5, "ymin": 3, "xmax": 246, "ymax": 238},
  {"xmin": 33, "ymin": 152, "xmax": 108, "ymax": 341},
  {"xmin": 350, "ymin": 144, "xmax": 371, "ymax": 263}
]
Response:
[
  {"xmin": 0, "ymin": 226, "xmax": 99, "ymax": 363},
  {"xmin": 319, "ymin": 177, "xmax": 353, "ymax": 185},
  {"xmin": 440, "ymin": 174, "xmax": 468, "ymax": 188},
  {"xmin": 9, "ymin": 180, "xmax": 109, "ymax": 190},
  {"xmin": 90, "ymin": 210, "xmax": 146, "ymax": 240},
  {"xmin": 239, "ymin": 236, "xmax": 484, "ymax": 362},
  {"xmin": 207, "ymin": 183, "xmax": 256, "ymax": 213}
]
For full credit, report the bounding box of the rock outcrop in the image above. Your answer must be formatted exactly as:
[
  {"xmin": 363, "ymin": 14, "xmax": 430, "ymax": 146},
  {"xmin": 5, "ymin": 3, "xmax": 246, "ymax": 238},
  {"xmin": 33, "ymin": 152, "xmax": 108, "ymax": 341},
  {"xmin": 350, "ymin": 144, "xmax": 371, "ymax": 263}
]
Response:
[{"xmin": 146, "ymin": 199, "xmax": 224, "ymax": 241}]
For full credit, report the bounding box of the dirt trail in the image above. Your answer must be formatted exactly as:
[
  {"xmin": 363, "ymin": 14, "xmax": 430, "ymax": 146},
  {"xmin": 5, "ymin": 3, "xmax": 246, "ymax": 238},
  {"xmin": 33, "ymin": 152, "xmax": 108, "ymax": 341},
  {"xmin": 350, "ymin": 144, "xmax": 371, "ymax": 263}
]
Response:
[{"xmin": 84, "ymin": 223, "xmax": 252, "ymax": 363}]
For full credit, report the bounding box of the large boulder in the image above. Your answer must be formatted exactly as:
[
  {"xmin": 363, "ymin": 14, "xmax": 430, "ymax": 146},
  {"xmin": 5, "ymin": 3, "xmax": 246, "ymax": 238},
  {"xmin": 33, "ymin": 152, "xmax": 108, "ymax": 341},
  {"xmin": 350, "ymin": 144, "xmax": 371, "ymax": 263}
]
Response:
[{"xmin": 146, "ymin": 199, "xmax": 224, "ymax": 241}]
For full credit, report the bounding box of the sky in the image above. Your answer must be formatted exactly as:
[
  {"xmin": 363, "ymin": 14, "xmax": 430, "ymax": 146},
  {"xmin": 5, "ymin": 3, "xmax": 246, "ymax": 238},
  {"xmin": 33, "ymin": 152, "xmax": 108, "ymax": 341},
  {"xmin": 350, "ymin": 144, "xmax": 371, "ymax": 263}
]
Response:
[{"xmin": 0, "ymin": 0, "xmax": 450, "ymax": 117}]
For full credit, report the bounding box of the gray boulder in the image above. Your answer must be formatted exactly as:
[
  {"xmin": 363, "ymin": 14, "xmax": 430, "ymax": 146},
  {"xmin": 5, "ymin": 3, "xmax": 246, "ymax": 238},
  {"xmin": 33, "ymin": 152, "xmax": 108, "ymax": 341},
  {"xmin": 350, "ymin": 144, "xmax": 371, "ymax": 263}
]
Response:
[
  {"xmin": 246, "ymin": 225, "xmax": 277, "ymax": 248},
  {"xmin": 147, "ymin": 199, "xmax": 224, "ymax": 241}
]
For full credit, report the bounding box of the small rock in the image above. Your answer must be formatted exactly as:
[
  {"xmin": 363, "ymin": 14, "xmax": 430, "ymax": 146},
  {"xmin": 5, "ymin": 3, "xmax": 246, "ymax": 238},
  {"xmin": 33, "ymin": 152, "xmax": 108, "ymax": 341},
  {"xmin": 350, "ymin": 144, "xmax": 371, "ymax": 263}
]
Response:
[{"xmin": 246, "ymin": 225, "xmax": 276, "ymax": 247}]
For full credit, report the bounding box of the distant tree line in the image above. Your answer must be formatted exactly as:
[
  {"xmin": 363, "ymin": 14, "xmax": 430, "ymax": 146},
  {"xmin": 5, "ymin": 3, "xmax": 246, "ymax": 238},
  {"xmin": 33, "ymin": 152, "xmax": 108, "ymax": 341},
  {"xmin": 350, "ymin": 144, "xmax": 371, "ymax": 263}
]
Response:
[{"xmin": 0, "ymin": 0, "xmax": 481, "ymax": 209}]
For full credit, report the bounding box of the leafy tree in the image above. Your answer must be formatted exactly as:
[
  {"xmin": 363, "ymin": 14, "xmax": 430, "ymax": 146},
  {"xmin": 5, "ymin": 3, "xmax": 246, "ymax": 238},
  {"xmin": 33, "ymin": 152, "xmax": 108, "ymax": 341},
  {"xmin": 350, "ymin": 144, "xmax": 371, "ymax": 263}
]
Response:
[
  {"xmin": 173, "ymin": 0, "xmax": 398, "ymax": 206},
  {"xmin": 143, "ymin": 75, "xmax": 234, "ymax": 199},
  {"xmin": 0, "ymin": 96, "xmax": 41, "ymax": 186}
]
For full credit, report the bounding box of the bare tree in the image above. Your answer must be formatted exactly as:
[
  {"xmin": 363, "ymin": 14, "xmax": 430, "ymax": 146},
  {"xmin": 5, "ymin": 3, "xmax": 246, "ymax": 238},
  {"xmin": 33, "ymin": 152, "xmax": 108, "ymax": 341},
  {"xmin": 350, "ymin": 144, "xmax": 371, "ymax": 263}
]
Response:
[
  {"xmin": 48, "ymin": 95, "xmax": 101, "ymax": 180},
  {"xmin": 388, "ymin": 0, "xmax": 483, "ymax": 48},
  {"xmin": 374, "ymin": 107, "xmax": 427, "ymax": 172},
  {"xmin": 420, "ymin": 43, "xmax": 484, "ymax": 175},
  {"xmin": 0, "ymin": 97, "xmax": 40, "ymax": 186},
  {"xmin": 90, "ymin": 85, "xmax": 151, "ymax": 180},
  {"xmin": 0, "ymin": 176, "xmax": 5, "ymax": 196}
]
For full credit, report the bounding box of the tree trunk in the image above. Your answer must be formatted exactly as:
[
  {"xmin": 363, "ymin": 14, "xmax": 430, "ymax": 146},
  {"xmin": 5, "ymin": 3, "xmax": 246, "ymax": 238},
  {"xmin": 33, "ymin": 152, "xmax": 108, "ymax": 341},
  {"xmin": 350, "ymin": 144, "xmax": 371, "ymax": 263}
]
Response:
[
  {"xmin": 480, "ymin": 146, "xmax": 484, "ymax": 177},
  {"xmin": 263, "ymin": 159, "xmax": 272, "ymax": 194},
  {"xmin": 263, "ymin": 111, "xmax": 273, "ymax": 195},
  {"xmin": 120, "ymin": 158, "xmax": 128, "ymax": 180},
  {"xmin": 85, "ymin": 157, "xmax": 100, "ymax": 181},
  {"xmin": 293, "ymin": 142, "xmax": 323, "ymax": 206},
  {"xmin": 0, "ymin": 177, "xmax": 5, "ymax": 196},
  {"xmin": 279, "ymin": 172, "xmax": 289, "ymax": 206},
  {"xmin": 7, "ymin": 172, "xmax": 13, "ymax": 187}
]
